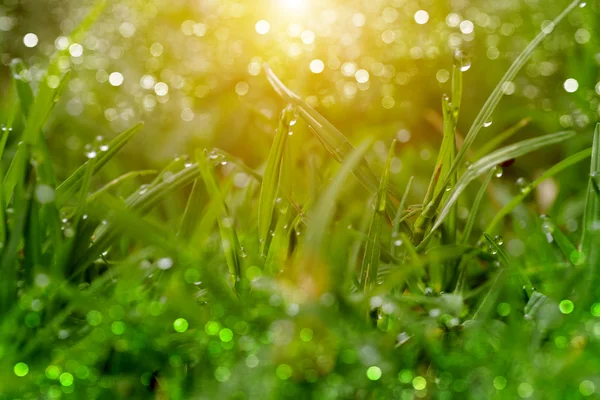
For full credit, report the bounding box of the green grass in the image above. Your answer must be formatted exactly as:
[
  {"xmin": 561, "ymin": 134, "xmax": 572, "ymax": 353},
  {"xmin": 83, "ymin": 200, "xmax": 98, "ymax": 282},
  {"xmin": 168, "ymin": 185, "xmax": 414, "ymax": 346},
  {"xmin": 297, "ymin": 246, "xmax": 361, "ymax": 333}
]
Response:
[{"xmin": 1, "ymin": 0, "xmax": 599, "ymax": 399}]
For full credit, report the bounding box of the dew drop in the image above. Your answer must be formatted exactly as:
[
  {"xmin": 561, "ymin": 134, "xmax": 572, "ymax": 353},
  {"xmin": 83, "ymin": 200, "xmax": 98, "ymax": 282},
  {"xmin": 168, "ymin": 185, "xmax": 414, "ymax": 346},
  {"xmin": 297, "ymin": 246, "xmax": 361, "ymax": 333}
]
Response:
[
  {"xmin": 516, "ymin": 177, "xmax": 530, "ymax": 193},
  {"xmin": 86, "ymin": 150, "xmax": 97, "ymax": 159},
  {"xmin": 157, "ymin": 258, "xmax": 173, "ymax": 270},
  {"xmin": 541, "ymin": 217, "xmax": 555, "ymax": 235},
  {"xmin": 454, "ymin": 49, "xmax": 472, "ymax": 72},
  {"xmin": 494, "ymin": 166, "xmax": 503, "ymax": 178},
  {"xmin": 494, "ymin": 235, "xmax": 504, "ymax": 246},
  {"xmin": 483, "ymin": 120, "xmax": 493, "ymax": 128},
  {"xmin": 35, "ymin": 184, "xmax": 55, "ymax": 204},
  {"xmin": 460, "ymin": 58, "xmax": 472, "ymax": 72}
]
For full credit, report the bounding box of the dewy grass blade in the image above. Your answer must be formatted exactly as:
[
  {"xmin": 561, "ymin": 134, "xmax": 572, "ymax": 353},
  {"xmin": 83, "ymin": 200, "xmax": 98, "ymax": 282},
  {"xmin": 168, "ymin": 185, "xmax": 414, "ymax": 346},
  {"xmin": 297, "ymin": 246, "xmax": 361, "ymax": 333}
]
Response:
[
  {"xmin": 0, "ymin": 178, "xmax": 31, "ymax": 314},
  {"xmin": 484, "ymin": 233, "xmax": 532, "ymax": 297},
  {"xmin": 441, "ymin": 0, "xmax": 582, "ymax": 190},
  {"xmin": 391, "ymin": 177, "xmax": 414, "ymax": 256},
  {"xmin": 473, "ymin": 117, "xmax": 532, "ymax": 160},
  {"xmin": 429, "ymin": 130, "xmax": 575, "ymax": 236},
  {"xmin": 177, "ymin": 179, "xmax": 204, "ymax": 240},
  {"xmin": 305, "ymin": 138, "xmax": 374, "ymax": 254},
  {"xmin": 87, "ymin": 170, "xmax": 157, "ymax": 203},
  {"xmin": 461, "ymin": 169, "xmax": 495, "ymax": 244},
  {"xmin": 56, "ymin": 122, "xmax": 143, "ymax": 204},
  {"xmin": 10, "ymin": 60, "xmax": 62, "ymax": 254},
  {"xmin": 56, "ymin": 157, "xmax": 96, "ymax": 272},
  {"xmin": 211, "ymin": 148, "xmax": 263, "ymax": 182},
  {"xmin": 73, "ymin": 163, "xmax": 200, "ymax": 271},
  {"xmin": 540, "ymin": 216, "xmax": 581, "ymax": 266},
  {"xmin": 582, "ymin": 124, "xmax": 600, "ymax": 256},
  {"xmin": 196, "ymin": 150, "xmax": 243, "ymax": 294},
  {"xmin": 486, "ymin": 147, "xmax": 592, "ymax": 234},
  {"xmin": 441, "ymin": 95, "xmax": 457, "ymax": 243},
  {"xmin": 360, "ymin": 140, "xmax": 396, "ymax": 292},
  {"xmin": 264, "ymin": 64, "xmax": 401, "ymax": 202},
  {"xmin": 258, "ymin": 106, "xmax": 294, "ymax": 256}
]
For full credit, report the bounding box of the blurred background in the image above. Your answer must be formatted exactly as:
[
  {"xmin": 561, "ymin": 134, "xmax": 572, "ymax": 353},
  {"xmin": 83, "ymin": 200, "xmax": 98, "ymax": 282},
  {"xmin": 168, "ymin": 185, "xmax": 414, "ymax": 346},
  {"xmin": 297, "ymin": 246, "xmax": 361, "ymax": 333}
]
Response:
[{"xmin": 0, "ymin": 0, "xmax": 598, "ymax": 237}]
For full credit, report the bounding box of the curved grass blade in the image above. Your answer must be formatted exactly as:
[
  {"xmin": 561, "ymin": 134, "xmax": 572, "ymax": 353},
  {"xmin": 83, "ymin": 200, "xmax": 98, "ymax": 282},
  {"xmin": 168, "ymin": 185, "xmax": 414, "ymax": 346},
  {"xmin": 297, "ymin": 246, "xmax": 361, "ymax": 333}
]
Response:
[
  {"xmin": 258, "ymin": 106, "xmax": 294, "ymax": 256},
  {"xmin": 440, "ymin": 0, "xmax": 582, "ymax": 190},
  {"xmin": 0, "ymin": 178, "xmax": 31, "ymax": 314},
  {"xmin": 360, "ymin": 140, "xmax": 396, "ymax": 292},
  {"xmin": 540, "ymin": 216, "xmax": 581, "ymax": 266},
  {"xmin": 87, "ymin": 170, "xmax": 157, "ymax": 203},
  {"xmin": 484, "ymin": 233, "xmax": 532, "ymax": 297},
  {"xmin": 582, "ymin": 124, "xmax": 600, "ymax": 255},
  {"xmin": 441, "ymin": 95, "xmax": 458, "ymax": 243},
  {"xmin": 264, "ymin": 64, "xmax": 401, "ymax": 203},
  {"xmin": 391, "ymin": 177, "xmax": 414, "ymax": 256},
  {"xmin": 429, "ymin": 130, "xmax": 575, "ymax": 237},
  {"xmin": 460, "ymin": 169, "xmax": 495, "ymax": 244},
  {"xmin": 56, "ymin": 122, "xmax": 143, "ymax": 204},
  {"xmin": 177, "ymin": 179, "xmax": 203, "ymax": 240},
  {"xmin": 305, "ymin": 138, "xmax": 373, "ymax": 253},
  {"xmin": 196, "ymin": 150, "xmax": 243, "ymax": 294},
  {"xmin": 8, "ymin": 60, "xmax": 63, "ymax": 255},
  {"xmin": 485, "ymin": 147, "xmax": 592, "ymax": 234},
  {"xmin": 211, "ymin": 148, "xmax": 262, "ymax": 182},
  {"xmin": 73, "ymin": 163, "xmax": 200, "ymax": 271},
  {"xmin": 473, "ymin": 117, "xmax": 532, "ymax": 160}
]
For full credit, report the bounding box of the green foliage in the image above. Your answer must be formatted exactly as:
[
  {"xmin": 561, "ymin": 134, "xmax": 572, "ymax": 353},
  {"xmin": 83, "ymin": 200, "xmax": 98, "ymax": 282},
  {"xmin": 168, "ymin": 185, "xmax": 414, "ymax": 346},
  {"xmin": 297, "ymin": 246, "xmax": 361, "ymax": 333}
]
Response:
[{"xmin": 0, "ymin": 0, "xmax": 599, "ymax": 399}]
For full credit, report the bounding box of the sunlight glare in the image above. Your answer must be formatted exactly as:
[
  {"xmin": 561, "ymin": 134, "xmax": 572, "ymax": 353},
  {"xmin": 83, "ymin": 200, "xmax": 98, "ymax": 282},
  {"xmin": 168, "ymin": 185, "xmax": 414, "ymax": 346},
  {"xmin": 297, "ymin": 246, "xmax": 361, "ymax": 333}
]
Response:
[{"xmin": 279, "ymin": 0, "xmax": 308, "ymax": 14}]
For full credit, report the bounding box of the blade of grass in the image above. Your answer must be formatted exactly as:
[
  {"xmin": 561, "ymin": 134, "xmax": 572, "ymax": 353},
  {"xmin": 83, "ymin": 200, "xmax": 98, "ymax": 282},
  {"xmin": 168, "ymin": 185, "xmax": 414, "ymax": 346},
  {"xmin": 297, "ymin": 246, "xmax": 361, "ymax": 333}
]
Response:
[
  {"xmin": 428, "ymin": 130, "xmax": 575, "ymax": 238},
  {"xmin": 73, "ymin": 162, "xmax": 200, "ymax": 271},
  {"xmin": 461, "ymin": 169, "xmax": 495, "ymax": 244},
  {"xmin": 440, "ymin": 0, "xmax": 581, "ymax": 191},
  {"xmin": 360, "ymin": 140, "xmax": 396, "ymax": 292},
  {"xmin": 484, "ymin": 233, "xmax": 532, "ymax": 297},
  {"xmin": 441, "ymin": 94, "xmax": 458, "ymax": 244},
  {"xmin": 56, "ymin": 122, "xmax": 143, "ymax": 204},
  {"xmin": 473, "ymin": 117, "xmax": 532, "ymax": 160},
  {"xmin": 264, "ymin": 64, "xmax": 401, "ymax": 205},
  {"xmin": 56, "ymin": 157, "xmax": 96, "ymax": 273},
  {"xmin": 581, "ymin": 123, "xmax": 600, "ymax": 255},
  {"xmin": 391, "ymin": 177, "xmax": 415, "ymax": 256},
  {"xmin": 177, "ymin": 179, "xmax": 204, "ymax": 240},
  {"xmin": 211, "ymin": 148, "xmax": 262, "ymax": 182},
  {"xmin": 196, "ymin": 150, "xmax": 243, "ymax": 294},
  {"xmin": 485, "ymin": 147, "xmax": 592, "ymax": 234},
  {"xmin": 258, "ymin": 106, "xmax": 294, "ymax": 256},
  {"xmin": 10, "ymin": 60, "xmax": 63, "ymax": 257},
  {"xmin": 540, "ymin": 216, "xmax": 581, "ymax": 266},
  {"xmin": 0, "ymin": 178, "xmax": 31, "ymax": 314},
  {"xmin": 87, "ymin": 170, "xmax": 157, "ymax": 203},
  {"xmin": 305, "ymin": 138, "xmax": 373, "ymax": 254}
]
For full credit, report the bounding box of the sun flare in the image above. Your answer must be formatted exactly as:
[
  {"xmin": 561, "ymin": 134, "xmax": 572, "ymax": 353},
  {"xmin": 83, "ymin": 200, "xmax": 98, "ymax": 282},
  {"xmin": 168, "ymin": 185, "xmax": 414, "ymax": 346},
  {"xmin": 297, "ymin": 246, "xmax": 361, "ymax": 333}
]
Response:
[{"xmin": 278, "ymin": 0, "xmax": 309, "ymax": 14}]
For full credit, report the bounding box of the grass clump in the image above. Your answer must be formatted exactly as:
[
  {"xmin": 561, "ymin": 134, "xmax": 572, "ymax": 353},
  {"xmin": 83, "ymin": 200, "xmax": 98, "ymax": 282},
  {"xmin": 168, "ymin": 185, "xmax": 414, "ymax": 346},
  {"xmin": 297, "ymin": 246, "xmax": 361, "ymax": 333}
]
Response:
[{"xmin": 0, "ymin": 0, "xmax": 599, "ymax": 399}]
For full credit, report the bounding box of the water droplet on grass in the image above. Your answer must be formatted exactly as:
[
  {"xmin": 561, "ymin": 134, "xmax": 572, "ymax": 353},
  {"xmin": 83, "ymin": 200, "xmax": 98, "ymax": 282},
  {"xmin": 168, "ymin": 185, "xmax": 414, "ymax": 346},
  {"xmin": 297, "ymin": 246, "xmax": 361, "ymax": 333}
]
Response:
[
  {"xmin": 157, "ymin": 258, "xmax": 173, "ymax": 270},
  {"xmin": 494, "ymin": 166, "xmax": 503, "ymax": 178},
  {"xmin": 516, "ymin": 177, "xmax": 530, "ymax": 193}
]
